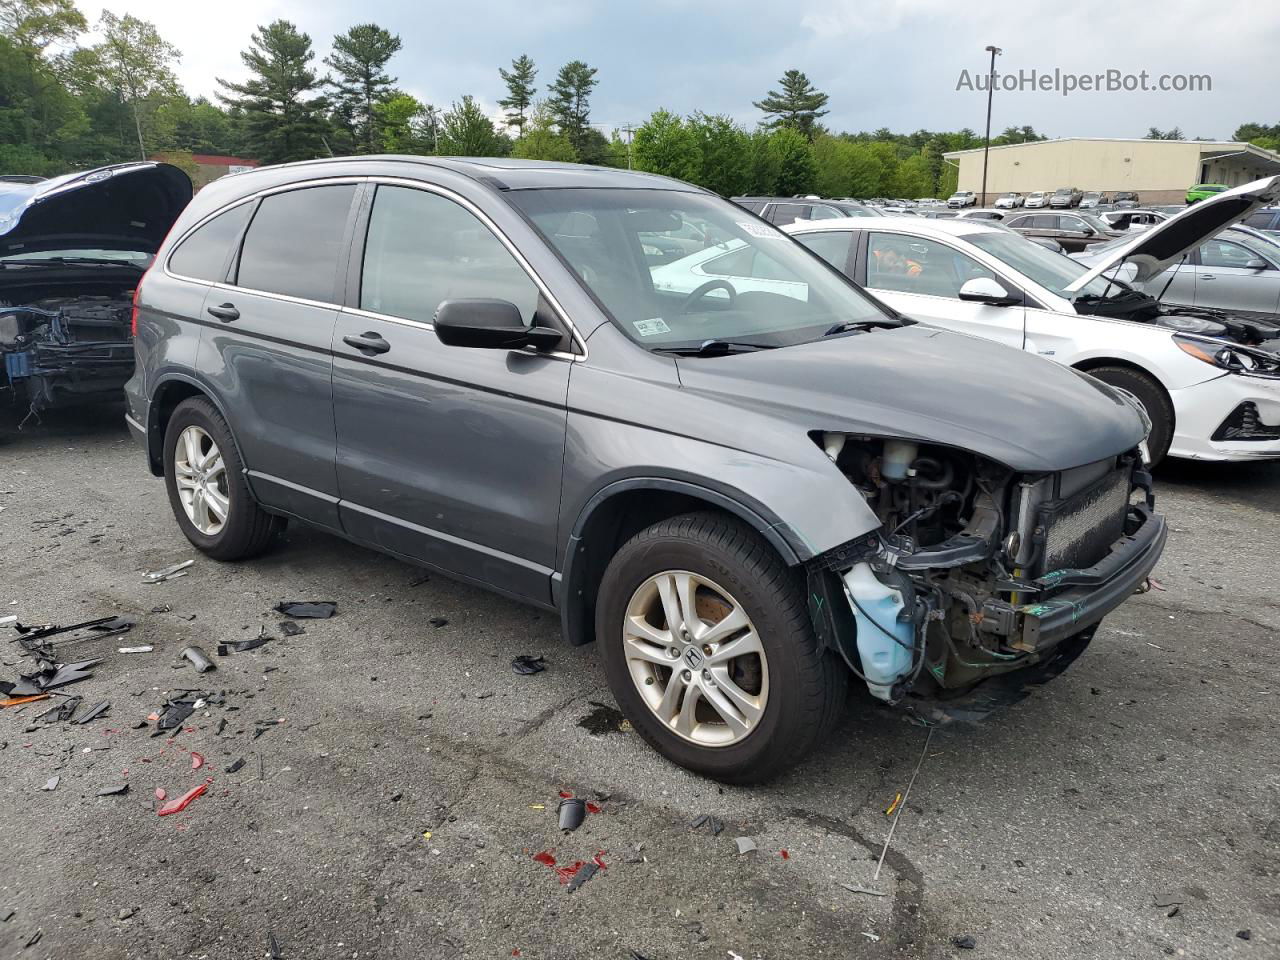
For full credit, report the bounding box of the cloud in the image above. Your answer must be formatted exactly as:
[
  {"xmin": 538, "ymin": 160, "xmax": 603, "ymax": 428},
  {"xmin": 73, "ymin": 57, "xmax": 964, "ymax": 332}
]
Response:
[{"xmin": 83, "ymin": 0, "xmax": 1278, "ymax": 140}]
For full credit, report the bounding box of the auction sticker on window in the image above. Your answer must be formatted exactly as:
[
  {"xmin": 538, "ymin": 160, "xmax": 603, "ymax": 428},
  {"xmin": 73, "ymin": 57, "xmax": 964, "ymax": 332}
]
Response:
[
  {"xmin": 633, "ymin": 317, "xmax": 671, "ymax": 337},
  {"xmin": 737, "ymin": 220, "xmax": 784, "ymax": 239}
]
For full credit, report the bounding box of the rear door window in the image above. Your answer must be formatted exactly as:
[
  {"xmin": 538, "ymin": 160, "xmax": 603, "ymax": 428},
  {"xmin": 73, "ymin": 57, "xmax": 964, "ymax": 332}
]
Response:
[
  {"xmin": 168, "ymin": 202, "xmax": 254, "ymax": 282},
  {"xmin": 236, "ymin": 185, "xmax": 357, "ymax": 302},
  {"xmin": 768, "ymin": 203, "xmax": 811, "ymax": 225},
  {"xmin": 795, "ymin": 231, "xmax": 853, "ymax": 272}
]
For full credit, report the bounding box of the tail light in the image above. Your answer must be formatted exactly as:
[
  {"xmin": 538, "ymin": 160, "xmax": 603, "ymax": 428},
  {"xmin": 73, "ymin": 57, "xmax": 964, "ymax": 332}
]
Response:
[{"xmin": 130, "ymin": 271, "xmax": 147, "ymax": 337}]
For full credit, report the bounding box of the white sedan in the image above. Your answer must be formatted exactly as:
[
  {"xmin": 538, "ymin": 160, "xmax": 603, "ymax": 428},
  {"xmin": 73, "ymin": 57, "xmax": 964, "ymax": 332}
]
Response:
[{"xmin": 782, "ymin": 176, "xmax": 1280, "ymax": 464}]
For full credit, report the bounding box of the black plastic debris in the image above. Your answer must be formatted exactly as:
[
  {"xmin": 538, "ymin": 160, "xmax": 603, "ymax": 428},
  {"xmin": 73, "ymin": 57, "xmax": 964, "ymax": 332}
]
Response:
[
  {"xmin": 1237, "ymin": 930, "xmax": 1252, "ymax": 941},
  {"xmin": 36, "ymin": 696, "xmax": 80, "ymax": 723},
  {"xmin": 274, "ymin": 601, "xmax": 336, "ymax": 619},
  {"xmin": 10, "ymin": 658, "xmax": 101, "ymax": 696},
  {"xmin": 951, "ymin": 935, "xmax": 977, "ymax": 950},
  {"xmin": 232, "ymin": 632, "xmax": 271, "ymax": 652},
  {"xmin": 565, "ymin": 861, "xmax": 599, "ymax": 893},
  {"xmin": 267, "ymin": 930, "xmax": 283, "ymax": 959},
  {"xmin": 428, "ymin": 617, "xmax": 448, "ymax": 628},
  {"xmin": 226, "ymin": 758, "xmax": 246, "ymax": 773},
  {"xmin": 511, "ymin": 655, "xmax": 546, "ymax": 676},
  {"xmin": 558, "ymin": 797, "xmax": 586, "ymax": 832},
  {"xmin": 279, "ymin": 621, "xmax": 304, "ymax": 637},
  {"xmin": 75, "ymin": 701, "xmax": 110, "ymax": 725},
  {"xmin": 181, "ymin": 647, "xmax": 215, "ymax": 673},
  {"xmin": 96, "ymin": 783, "xmax": 129, "ymax": 797},
  {"xmin": 24, "ymin": 930, "xmax": 41, "ymax": 948},
  {"xmin": 157, "ymin": 697, "xmax": 198, "ymax": 730},
  {"xmin": 689, "ymin": 814, "xmax": 724, "ymax": 836}
]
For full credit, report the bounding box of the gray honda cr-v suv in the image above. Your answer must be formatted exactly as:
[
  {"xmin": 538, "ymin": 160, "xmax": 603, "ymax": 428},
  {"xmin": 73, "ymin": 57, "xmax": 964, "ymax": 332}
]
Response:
[{"xmin": 126, "ymin": 157, "xmax": 1166, "ymax": 782}]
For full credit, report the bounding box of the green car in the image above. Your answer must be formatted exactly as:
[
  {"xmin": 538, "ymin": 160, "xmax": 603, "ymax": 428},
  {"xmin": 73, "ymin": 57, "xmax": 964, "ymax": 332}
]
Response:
[{"xmin": 1186, "ymin": 183, "xmax": 1229, "ymax": 204}]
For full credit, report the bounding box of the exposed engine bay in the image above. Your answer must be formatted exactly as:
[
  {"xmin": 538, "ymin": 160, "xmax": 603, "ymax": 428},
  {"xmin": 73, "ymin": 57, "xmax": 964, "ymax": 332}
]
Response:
[
  {"xmin": 1075, "ymin": 288, "xmax": 1280, "ymax": 356},
  {"xmin": 0, "ymin": 269, "xmax": 139, "ymax": 412},
  {"xmin": 807, "ymin": 433, "xmax": 1160, "ymax": 707}
]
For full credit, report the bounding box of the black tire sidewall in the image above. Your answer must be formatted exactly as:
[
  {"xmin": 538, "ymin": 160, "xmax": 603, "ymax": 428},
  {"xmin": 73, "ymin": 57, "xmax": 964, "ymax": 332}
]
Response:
[
  {"xmin": 596, "ymin": 522, "xmax": 823, "ymax": 782},
  {"xmin": 162, "ymin": 398, "xmax": 256, "ymax": 557},
  {"xmin": 1089, "ymin": 367, "xmax": 1173, "ymax": 466}
]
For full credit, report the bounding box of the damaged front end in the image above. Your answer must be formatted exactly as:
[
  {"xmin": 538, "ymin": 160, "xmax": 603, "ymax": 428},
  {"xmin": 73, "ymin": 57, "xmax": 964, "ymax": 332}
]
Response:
[
  {"xmin": 806, "ymin": 433, "xmax": 1166, "ymax": 709},
  {"xmin": 1, "ymin": 293, "xmax": 136, "ymax": 410}
]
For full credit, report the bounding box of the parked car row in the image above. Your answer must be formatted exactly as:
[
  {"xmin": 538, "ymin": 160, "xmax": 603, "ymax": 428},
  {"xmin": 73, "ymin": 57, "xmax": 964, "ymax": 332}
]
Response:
[{"xmin": 731, "ymin": 196, "xmax": 881, "ymax": 225}]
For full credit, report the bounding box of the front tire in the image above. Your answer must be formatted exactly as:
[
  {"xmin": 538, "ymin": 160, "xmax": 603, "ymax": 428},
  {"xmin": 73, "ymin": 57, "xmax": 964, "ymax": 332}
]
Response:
[
  {"xmin": 1086, "ymin": 366, "xmax": 1174, "ymax": 466},
  {"xmin": 163, "ymin": 396, "xmax": 281, "ymax": 560},
  {"xmin": 596, "ymin": 512, "xmax": 845, "ymax": 783}
]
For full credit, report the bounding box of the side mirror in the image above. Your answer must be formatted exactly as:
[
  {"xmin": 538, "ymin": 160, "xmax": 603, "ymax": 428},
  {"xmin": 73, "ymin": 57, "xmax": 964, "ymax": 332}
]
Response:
[
  {"xmin": 1245, "ymin": 258, "xmax": 1269, "ymax": 270},
  {"xmin": 434, "ymin": 299, "xmax": 564, "ymax": 351},
  {"xmin": 958, "ymin": 277, "xmax": 1019, "ymax": 306}
]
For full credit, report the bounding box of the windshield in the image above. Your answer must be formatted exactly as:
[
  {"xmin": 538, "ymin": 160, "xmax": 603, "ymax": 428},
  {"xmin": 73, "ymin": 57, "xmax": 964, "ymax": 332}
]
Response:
[
  {"xmin": 965, "ymin": 230, "xmax": 1114, "ymax": 300},
  {"xmin": 508, "ymin": 188, "xmax": 892, "ymax": 349}
]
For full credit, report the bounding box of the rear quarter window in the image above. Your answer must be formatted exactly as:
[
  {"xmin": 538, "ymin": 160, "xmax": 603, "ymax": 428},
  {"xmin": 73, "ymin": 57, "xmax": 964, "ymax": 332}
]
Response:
[
  {"xmin": 168, "ymin": 202, "xmax": 254, "ymax": 282},
  {"xmin": 235, "ymin": 185, "xmax": 357, "ymax": 302}
]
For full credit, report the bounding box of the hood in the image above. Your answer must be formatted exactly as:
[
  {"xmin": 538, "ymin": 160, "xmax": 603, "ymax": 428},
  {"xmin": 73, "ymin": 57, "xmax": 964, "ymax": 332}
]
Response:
[
  {"xmin": 676, "ymin": 324, "xmax": 1146, "ymax": 473},
  {"xmin": 0, "ymin": 163, "xmax": 193, "ymax": 257},
  {"xmin": 1066, "ymin": 174, "xmax": 1280, "ymax": 291}
]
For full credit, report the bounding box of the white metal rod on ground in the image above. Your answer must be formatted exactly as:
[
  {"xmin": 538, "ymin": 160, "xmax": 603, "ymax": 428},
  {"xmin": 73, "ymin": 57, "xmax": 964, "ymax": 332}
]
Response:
[{"xmin": 874, "ymin": 726, "xmax": 934, "ymax": 882}]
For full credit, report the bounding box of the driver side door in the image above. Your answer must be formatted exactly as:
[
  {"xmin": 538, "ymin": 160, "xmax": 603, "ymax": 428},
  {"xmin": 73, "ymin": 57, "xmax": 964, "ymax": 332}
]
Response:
[{"xmin": 858, "ymin": 231, "xmax": 1026, "ymax": 350}]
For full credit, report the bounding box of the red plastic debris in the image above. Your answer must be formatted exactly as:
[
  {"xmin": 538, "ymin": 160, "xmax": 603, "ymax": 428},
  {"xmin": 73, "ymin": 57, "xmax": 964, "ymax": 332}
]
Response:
[
  {"xmin": 586, "ymin": 802, "xmax": 601, "ymax": 814},
  {"xmin": 532, "ymin": 850, "xmax": 587, "ymax": 884},
  {"xmin": 157, "ymin": 779, "xmax": 212, "ymax": 816},
  {"xmin": 191, "ymin": 752, "xmax": 205, "ymax": 771},
  {"xmin": 558, "ymin": 790, "xmax": 573, "ymax": 799},
  {"xmin": 780, "ymin": 849, "xmax": 790, "ymax": 860},
  {"xmin": 512, "ymin": 951, "xmax": 521, "ymax": 957},
  {"xmin": 592, "ymin": 854, "xmax": 608, "ymax": 869},
  {"xmin": 154, "ymin": 788, "xmax": 167, "ymax": 802}
]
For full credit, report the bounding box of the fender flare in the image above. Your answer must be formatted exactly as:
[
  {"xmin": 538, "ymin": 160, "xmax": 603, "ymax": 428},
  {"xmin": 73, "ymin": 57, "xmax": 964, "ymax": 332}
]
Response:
[
  {"xmin": 145, "ymin": 372, "xmax": 248, "ymax": 476},
  {"xmin": 557, "ymin": 476, "xmax": 805, "ymax": 647}
]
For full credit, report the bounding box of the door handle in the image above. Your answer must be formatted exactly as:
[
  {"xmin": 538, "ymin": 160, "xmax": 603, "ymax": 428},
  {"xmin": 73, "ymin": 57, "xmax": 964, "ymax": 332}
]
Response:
[
  {"xmin": 343, "ymin": 332, "xmax": 391, "ymax": 355},
  {"xmin": 1199, "ymin": 274, "xmax": 1216, "ymax": 280},
  {"xmin": 207, "ymin": 303, "xmax": 239, "ymax": 322}
]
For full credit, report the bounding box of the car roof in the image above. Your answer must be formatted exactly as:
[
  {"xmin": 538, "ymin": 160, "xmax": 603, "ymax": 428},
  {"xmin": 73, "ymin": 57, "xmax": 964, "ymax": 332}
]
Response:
[
  {"xmin": 785, "ymin": 215, "xmax": 1002, "ymax": 239},
  {"xmin": 227, "ymin": 155, "xmax": 706, "ymax": 193}
]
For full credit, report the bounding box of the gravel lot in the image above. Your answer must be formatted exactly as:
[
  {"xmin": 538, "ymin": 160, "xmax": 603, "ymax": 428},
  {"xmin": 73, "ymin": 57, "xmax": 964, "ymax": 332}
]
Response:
[{"xmin": 1, "ymin": 402, "xmax": 1277, "ymax": 960}]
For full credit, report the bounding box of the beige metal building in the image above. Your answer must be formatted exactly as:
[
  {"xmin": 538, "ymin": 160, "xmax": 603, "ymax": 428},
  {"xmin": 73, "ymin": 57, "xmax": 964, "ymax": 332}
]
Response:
[{"xmin": 943, "ymin": 138, "xmax": 1280, "ymax": 204}]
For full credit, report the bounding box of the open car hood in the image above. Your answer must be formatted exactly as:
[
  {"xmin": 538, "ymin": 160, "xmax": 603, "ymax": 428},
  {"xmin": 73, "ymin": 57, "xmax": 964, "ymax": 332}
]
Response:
[
  {"xmin": 1066, "ymin": 175, "xmax": 1280, "ymax": 292},
  {"xmin": 0, "ymin": 162, "xmax": 193, "ymax": 257}
]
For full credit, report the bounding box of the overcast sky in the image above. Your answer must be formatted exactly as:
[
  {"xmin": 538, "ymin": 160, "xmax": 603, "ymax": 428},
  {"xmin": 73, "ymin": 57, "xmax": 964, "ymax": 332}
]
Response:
[{"xmin": 86, "ymin": 0, "xmax": 1277, "ymax": 141}]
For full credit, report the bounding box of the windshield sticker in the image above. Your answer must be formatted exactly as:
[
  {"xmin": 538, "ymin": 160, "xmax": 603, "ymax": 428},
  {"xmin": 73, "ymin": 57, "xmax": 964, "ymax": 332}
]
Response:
[
  {"xmin": 633, "ymin": 317, "xmax": 671, "ymax": 337},
  {"xmin": 737, "ymin": 220, "xmax": 784, "ymax": 239}
]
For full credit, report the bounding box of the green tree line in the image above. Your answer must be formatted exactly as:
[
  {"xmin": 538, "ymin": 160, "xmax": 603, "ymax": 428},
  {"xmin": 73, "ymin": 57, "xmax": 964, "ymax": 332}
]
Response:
[{"xmin": 2, "ymin": 1, "xmax": 1276, "ymax": 197}]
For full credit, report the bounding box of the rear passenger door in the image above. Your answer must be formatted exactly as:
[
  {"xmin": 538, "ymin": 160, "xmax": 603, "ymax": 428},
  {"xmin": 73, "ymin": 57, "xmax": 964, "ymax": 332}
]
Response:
[
  {"xmin": 331, "ymin": 182, "xmax": 572, "ymax": 604},
  {"xmin": 199, "ymin": 181, "xmax": 359, "ymax": 529}
]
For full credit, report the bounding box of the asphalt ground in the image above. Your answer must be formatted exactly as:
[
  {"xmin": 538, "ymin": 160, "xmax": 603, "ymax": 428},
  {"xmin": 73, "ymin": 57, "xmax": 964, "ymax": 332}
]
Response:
[{"xmin": 1, "ymin": 402, "xmax": 1277, "ymax": 960}]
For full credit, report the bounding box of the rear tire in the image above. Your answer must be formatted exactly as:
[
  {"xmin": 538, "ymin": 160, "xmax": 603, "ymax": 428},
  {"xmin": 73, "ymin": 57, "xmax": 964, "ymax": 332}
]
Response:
[
  {"xmin": 596, "ymin": 512, "xmax": 846, "ymax": 784},
  {"xmin": 1086, "ymin": 366, "xmax": 1173, "ymax": 467},
  {"xmin": 163, "ymin": 396, "xmax": 281, "ymax": 560}
]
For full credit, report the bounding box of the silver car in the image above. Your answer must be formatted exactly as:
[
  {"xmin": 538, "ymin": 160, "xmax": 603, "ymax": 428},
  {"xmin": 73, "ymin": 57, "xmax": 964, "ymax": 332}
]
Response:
[{"xmin": 1075, "ymin": 224, "xmax": 1280, "ymax": 322}]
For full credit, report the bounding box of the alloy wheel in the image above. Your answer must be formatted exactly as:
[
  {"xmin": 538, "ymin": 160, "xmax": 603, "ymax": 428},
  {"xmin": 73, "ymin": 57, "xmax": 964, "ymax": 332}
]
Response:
[
  {"xmin": 622, "ymin": 570, "xmax": 769, "ymax": 747},
  {"xmin": 173, "ymin": 425, "xmax": 229, "ymax": 535}
]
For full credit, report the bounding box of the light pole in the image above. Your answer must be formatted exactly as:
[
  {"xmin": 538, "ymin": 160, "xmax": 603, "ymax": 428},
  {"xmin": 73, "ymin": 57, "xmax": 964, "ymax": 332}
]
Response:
[{"xmin": 980, "ymin": 45, "xmax": 1002, "ymax": 207}]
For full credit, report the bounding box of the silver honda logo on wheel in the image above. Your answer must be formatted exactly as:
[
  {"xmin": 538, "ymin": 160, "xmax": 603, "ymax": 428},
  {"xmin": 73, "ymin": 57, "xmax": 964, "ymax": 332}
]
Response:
[{"xmin": 685, "ymin": 647, "xmax": 704, "ymax": 669}]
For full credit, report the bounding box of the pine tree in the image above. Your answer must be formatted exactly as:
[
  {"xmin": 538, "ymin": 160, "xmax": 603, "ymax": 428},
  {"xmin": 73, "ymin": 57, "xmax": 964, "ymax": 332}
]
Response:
[
  {"xmin": 498, "ymin": 54, "xmax": 537, "ymax": 138},
  {"xmin": 547, "ymin": 60, "xmax": 597, "ymax": 156},
  {"xmin": 217, "ymin": 20, "xmax": 330, "ymax": 164},
  {"xmin": 324, "ymin": 23, "xmax": 401, "ymax": 154},
  {"xmin": 753, "ymin": 70, "xmax": 829, "ymax": 139}
]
